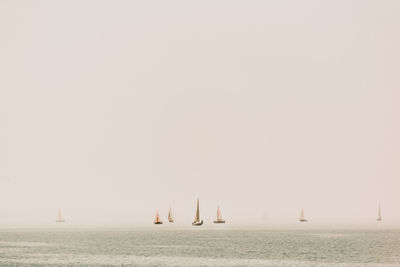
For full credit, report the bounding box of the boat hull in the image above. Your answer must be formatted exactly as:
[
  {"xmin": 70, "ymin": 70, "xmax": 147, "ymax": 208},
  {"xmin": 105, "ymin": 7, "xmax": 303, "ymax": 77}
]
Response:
[
  {"xmin": 299, "ymin": 219, "xmax": 308, "ymax": 222},
  {"xmin": 168, "ymin": 219, "xmax": 174, "ymax": 223},
  {"xmin": 213, "ymin": 220, "xmax": 225, "ymax": 223},
  {"xmin": 192, "ymin": 220, "xmax": 203, "ymax": 226},
  {"xmin": 154, "ymin": 222, "xmax": 163, "ymax": 224}
]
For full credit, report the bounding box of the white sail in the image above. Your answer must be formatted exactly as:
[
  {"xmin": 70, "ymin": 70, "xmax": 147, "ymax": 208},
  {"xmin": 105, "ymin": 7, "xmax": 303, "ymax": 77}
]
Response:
[
  {"xmin": 56, "ymin": 208, "xmax": 65, "ymax": 222},
  {"xmin": 299, "ymin": 208, "xmax": 307, "ymax": 222},
  {"xmin": 377, "ymin": 204, "xmax": 382, "ymax": 221},
  {"xmin": 168, "ymin": 207, "xmax": 173, "ymax": 222}
]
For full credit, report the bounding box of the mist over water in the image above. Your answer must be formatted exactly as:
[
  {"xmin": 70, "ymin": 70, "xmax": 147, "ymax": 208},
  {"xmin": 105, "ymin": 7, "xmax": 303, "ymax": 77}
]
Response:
[
  {"xmin": 0, "ymin": 1, "xmax": 399, "ymax": 266},
  {"xmin": 0, "ymin": 1, "xmax": 399, "ymax": 227}
]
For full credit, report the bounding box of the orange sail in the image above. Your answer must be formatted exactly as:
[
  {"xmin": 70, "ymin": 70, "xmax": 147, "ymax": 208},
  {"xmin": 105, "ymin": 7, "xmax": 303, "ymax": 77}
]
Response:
[{"xmin": 154, "ymin": 210, "xmax": 163, "ymax": 224}]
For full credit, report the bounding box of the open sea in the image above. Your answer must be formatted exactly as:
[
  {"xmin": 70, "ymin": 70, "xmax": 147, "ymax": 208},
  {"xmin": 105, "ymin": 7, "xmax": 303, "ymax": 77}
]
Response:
[{"xmin": 0, "ymin": 227, "xmax": 399, "ymax": 266}]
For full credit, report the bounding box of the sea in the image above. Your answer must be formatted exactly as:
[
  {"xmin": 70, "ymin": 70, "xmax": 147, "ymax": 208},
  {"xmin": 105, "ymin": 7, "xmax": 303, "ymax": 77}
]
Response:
[{"xmin": 0, "ymin": 227, "xmax": 399, "ymax": 266}]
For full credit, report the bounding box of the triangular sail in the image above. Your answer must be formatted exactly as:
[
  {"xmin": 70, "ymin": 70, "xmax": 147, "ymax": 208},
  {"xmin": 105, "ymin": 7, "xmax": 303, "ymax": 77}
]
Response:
[
  {"xmin": 377, "ymin": 204, "xmax": 382, "ymax": 221},
  {"xmin": 155, "ymin": 211, "xmax": 160, "ymax": 223},
  {"xmin": 192, "ymin": 198, "xmax": 203, "ymax": 225},
  {"xmin": 56, "ymin": 208, "xmax": 65, "ymax": 222},
  {"xmin": 194, "ymin": 198, "xmax": 200, "ymax": 222},
  {"xmin": 300, "ymin": 209, "xmax": 305, "ymax": 221},
  {"xmin": 217, "ymin": 206, "xmax": 223, "ymax": 221},
  {"xmin": 168, "ymin": 207, "xmax": 173, "ymax": 222}
]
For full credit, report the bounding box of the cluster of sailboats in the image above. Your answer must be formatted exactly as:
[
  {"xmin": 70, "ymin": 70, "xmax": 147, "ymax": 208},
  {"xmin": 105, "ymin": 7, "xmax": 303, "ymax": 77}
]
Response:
[
  {"xmin": 154, "ymin": 198, "xmax": 225, "ymax": 225},
  {"xmin": 54, "ymin": 201, "xmax": 384, "ymax": 224},
  {"xmin": 154, "ymin": 207, "xmax": 174, "ymax": 224}
]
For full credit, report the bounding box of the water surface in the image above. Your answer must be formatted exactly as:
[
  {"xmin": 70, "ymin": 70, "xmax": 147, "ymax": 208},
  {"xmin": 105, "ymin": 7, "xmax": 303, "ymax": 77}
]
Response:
[{"xmin": 0, "ymin": 228, "xmax": 399, "ymax": 266}]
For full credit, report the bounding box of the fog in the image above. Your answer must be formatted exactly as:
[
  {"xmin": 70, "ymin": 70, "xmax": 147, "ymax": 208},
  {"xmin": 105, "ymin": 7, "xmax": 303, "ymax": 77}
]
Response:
[{"xmin": 0, "ymin": 0, "xmax": 399, "ymax": 227}]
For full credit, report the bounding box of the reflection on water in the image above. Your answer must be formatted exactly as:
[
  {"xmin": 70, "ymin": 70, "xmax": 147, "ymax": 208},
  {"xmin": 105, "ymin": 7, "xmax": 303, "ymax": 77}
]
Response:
[{"xmin": 0, "ymin": 229, "xmax": 399, "ymax": 266}]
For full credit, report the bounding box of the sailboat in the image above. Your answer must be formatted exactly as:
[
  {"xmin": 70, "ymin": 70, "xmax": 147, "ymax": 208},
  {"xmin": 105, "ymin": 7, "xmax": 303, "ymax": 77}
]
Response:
[
  {"xmin": 299, "ymin": 208, "xmax": 308, "ymax": 222},
  {"xmin": 55, "ymin": 208, "xmax": 66, "ymax": 223},
  {"xmin": 154, "ymin": 210, "xmax": 163, "ymax": 224},
  {"xmin": 213, "ymin": 205, "xmax": 226, "ymax": 223},
  {"xmin": 377, "ymin": 204, "xmax": 382, "ymax": 222},
  {"xmin": 168, "ymin": 207, "xmax": 174, "ymax": 223},
  {"xmin": 192, "ymin": 198, "xmax": 203, "ymax": 226}
]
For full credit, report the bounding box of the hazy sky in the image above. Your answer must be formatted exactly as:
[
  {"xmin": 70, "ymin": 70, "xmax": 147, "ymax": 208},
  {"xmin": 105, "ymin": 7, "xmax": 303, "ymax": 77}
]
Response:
[{"xmin": 0, "ymin": 0, "xmax": 399, "ymax": 226}]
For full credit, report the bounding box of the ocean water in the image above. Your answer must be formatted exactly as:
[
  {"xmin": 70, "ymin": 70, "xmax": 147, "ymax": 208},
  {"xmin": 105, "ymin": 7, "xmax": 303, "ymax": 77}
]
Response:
[{"xmin": 0, "ymin": 227, "xmax": 399, "ymax": 266}]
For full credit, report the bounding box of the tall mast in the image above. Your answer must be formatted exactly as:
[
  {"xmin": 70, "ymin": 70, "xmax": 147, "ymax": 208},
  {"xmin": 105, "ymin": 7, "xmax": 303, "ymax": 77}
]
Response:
[
  {"xmin": 195, "ymin": 198, "xmax": 200, "ymax": 222},
  {"xmin": 377, "ymin": 203, "xmax": 382, "ymax": 221},
  {"xmin": 168, "ymin": 206, "xmax": 173, "ymax": 222}
]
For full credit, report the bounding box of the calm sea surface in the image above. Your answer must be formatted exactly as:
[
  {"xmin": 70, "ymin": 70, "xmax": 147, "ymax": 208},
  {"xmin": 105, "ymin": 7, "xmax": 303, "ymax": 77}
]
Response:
[{"xmin": 0, "ymin": 227, "xmax": 399, "ymax": 266}]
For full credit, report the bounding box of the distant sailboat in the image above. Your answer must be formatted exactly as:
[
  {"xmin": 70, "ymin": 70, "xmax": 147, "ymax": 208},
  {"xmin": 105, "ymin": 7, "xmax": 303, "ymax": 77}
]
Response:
[
  {"xmin": 154, "ymin": 210, "xmax": 163, "ymax": 224},
  {"xmin": 192, "ymin": 198, "xmax": 203, "ymax": 226},
  {"xmin": 299, "ymin": 208, "xmax": 308, "ymax": 222},
  {"xmin": 377, "ymin": 204, "xmax": 382, "ymax": 222},
  {"xmin": 55, "ymin": 208, "xmax": 66, "ymax": 223},
  {"xmin": 213, "ymin": 205, "xmax": 226, "ymax": 223},
  {"xmin": 168, "ymin": 207, "xmax": 174, "ymax": 223}
]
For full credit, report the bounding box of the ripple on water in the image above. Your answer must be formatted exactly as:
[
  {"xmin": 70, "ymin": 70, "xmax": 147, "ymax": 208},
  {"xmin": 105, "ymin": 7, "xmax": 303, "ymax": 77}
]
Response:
[
  {"xmin": 0, "ymin": 254, "xmax": 398, "ymax": 267},
  {"xmin": 0, "ymin": 229, "xmax": 399, "ymax": 266}
]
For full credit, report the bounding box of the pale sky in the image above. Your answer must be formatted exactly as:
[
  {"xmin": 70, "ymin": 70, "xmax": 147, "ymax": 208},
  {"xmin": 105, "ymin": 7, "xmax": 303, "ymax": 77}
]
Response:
[{"xmin": 0, "ymin": 0, "xmax": 399, "ymax": 226}]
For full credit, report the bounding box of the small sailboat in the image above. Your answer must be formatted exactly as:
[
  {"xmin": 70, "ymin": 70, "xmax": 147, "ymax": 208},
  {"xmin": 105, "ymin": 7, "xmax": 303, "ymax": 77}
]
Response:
[
  {"xmin": 213, "ymin": 205, "xmax": 226, "ymax": 223},
  {"xmin": 299, "ymin": 208, "xmax": 308, "ymax": 222},
  {"xmin": 377, "ymin": 204, "xmax": 382, "ymax": 222},
  {"xmin": 55, "ymin": 208, "xmax": 66, "ymax": 223},
  {"xmin": 168, "ymin": 207, "xmax": 174, "ymax": 223},
  {"xmin": 154, "ymin": 210, "xmax": 163, "ymax": 224},
  {"xmin": 192, "ymin": 198, "xmax": 203, "ymax": 226}
]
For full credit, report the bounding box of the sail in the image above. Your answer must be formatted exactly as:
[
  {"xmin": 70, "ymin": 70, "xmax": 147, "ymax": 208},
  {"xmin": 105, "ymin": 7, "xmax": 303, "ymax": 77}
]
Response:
[
  {"xmin": 168, "ymin": 207, "xmax": 173, "ymax": 222},
  {"xmin": 155, "ymin": 211, "xmax": 160, "ymax": 223},
  {"xmin": 217, "ymin": 206, "xmax": 223, "ymax": 221},
  {"xmin": 192, "ymin": 198, "xmax": 203, "ymax": 225},
  {"xmin": 300, "ymin": 209, "xmax": 305, "ymax": 221},
  {"xmin": 194, "ymin": 198, "xmax": 200, "ymax": 222},
  {"xmin": 377, "ymin": 204, "xmax": 382, "ymax": 221},
  {"xmin": 56, "ymin": 208, "xmax": 65, "ymax": 222}
]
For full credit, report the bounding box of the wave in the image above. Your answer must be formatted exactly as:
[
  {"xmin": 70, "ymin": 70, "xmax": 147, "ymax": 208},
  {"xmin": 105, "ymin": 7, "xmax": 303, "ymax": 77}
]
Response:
[{"xmin": 0, "ymin": 254, "xmax": 397, "ymax": 267}]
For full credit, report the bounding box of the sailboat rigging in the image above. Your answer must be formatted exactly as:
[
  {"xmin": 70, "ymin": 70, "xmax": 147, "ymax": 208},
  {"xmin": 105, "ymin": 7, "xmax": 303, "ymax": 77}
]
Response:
[
  {"xmin": 299, "ymin": 208, "xmax": 308, "ymax": 222},
  {"xmin": 154, "ymin": 210, "xmax": 163, "ymax": 224},
  {"xmin": 377, "ymin": 204, "xmax": 382, "ymax": 222},
  {"xmin": 192, "ymin": 198, "xmax": 203, "ymax": 226},
  {"xmin": 168, "ymin": 207, "xmax": 174, "ymax": 223},
  {"xmin": 213, "ymin": 205, "xmax": 226, "ymax": 223},
  {"xmin": 55, "ymin": 208, "xmax": 66, "ymax": 223}
]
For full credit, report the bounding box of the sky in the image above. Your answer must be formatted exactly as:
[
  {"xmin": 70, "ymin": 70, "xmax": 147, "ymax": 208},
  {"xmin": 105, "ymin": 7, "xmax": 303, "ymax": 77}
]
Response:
[{"xmin": 0, "ymin": 0, "xmax": 399, "ymax": 226}]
